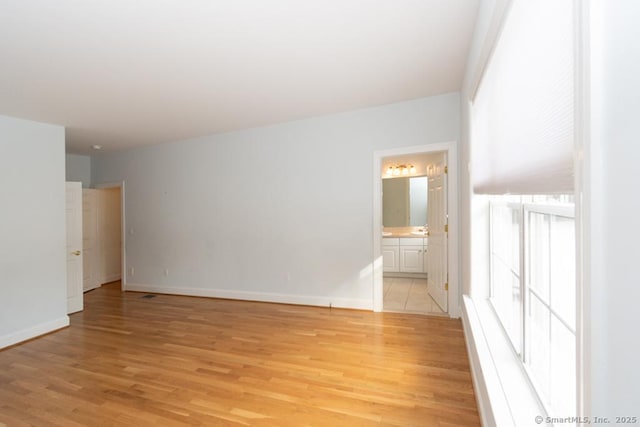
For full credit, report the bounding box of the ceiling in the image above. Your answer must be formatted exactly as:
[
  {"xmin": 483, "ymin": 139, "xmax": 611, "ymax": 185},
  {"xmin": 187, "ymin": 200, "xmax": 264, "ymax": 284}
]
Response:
[{"xmin": 0, "ymin": 0, "xmax": 479, "ymax": 153}]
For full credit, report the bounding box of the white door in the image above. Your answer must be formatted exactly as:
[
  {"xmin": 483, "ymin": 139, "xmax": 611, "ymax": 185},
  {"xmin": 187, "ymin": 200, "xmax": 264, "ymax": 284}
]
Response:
[
  {"xmin": 66, "ymin": 182, "xmax": 84, "ymax": 313},
  {"xmin": 426, "ymin": 157, "xmax": 448, "ymax": 312},
  {"xmin": 82, "ymin": 189, "xmax": 98, "ymax": 291}
]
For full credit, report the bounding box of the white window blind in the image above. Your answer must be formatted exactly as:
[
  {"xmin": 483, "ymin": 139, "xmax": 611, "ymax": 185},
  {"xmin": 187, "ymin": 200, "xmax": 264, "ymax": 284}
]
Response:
[{"xmin": 471, "ymin": 0, "xmax": 574, "ymax": 194}]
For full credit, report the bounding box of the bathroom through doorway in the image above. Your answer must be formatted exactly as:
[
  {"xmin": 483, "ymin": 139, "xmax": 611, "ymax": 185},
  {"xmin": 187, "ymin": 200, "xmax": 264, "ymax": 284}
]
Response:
[{"xmin": 372, "ymin": 142, "xmax": 459, "ymax": 317}]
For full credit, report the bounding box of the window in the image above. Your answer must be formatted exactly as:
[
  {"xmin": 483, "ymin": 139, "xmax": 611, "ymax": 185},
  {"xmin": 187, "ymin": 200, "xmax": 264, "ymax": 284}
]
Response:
[
  {"xmin": 489, "ymin": 195, "xmax": 576, "ymax": 419},
  {"xmin": 471, "ymin": 0, "xmax": 578, "ymax": 421},
  {"xmin": 489, "ymin": 200, "xmax": 523, "ymax": 354}
]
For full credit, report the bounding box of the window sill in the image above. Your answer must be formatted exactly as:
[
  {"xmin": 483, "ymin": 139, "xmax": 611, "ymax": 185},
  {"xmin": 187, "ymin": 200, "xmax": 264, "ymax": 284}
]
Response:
[{"xmin": 462, "ymin": 295, "xmax": 550, "ymax": 426}]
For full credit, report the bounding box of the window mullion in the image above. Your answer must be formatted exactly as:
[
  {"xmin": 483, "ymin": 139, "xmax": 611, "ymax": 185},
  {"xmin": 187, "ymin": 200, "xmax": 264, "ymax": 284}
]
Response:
[
  {"xmin": 520, "ymin": 205, "xmax": 526, "ymax": 363},
  {"xmin": 489, "ymin": 201, "xmax": 495, "ymax": 300}
]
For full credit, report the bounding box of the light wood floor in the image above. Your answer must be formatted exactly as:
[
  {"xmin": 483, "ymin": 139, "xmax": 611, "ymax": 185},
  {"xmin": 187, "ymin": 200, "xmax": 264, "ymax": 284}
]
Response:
[{"xmin": 0, "ymin": 282, "xmax": 480, "ymax": 426}]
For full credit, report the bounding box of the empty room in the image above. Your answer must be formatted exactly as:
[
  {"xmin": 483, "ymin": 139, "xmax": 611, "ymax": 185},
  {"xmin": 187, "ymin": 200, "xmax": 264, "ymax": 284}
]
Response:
[{"xmin": 1, "ymin": 0, "xmax": 639, "ymax": 426}]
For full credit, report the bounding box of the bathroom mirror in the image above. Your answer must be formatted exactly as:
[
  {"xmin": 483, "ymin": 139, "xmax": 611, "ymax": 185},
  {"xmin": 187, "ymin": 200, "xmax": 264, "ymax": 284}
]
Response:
[{"xmin": 382, "ymin": 176, "xmax": 428, "ymax": 227}]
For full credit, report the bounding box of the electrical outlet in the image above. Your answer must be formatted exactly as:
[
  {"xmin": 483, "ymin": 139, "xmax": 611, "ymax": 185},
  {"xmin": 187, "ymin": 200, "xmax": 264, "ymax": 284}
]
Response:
[
  {"xmin": 164, "ymin": 269, "xmax": 169, "ymax": 277},
  {"xmin": 129, "ymin": 267, "xmax": 134, "ymax": 276}
]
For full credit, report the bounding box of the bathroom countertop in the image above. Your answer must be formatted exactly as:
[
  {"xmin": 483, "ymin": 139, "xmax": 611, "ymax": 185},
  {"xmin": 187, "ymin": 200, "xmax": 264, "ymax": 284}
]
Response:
[
  {"xmin": 382, "ymin": 232, "xmax": 426, "ymax": 238},
  {"xmin": 382, "ymin": 227, "xmax": 428, "ymax": 238}
]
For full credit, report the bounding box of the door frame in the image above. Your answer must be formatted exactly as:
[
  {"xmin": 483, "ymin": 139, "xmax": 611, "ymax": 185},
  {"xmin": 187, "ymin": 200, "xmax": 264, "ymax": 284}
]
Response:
[
  {"xmin": 94, "ymin": 181, "xmax": 126, "ymax": 290},
  {"xmin": 66, "ymin": 181, "xmax": 84, "ymax": 313},
  {"xmin": 372, "ymin": 141, "xmax": 459, "ymax": 317}
]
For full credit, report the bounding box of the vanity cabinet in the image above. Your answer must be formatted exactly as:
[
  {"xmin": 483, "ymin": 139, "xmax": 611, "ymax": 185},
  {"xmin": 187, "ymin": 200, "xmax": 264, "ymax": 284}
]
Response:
[
  {"xmin": 382, "ymin": 238, "xmax": 400, "ymax": 272},
  {"xmin": 383, "ymin": 237, "xmax": 427, "ymax": 273},
  {"xmin": 399, "ymin": 245, "xmax": 424, "ymax": 273}
]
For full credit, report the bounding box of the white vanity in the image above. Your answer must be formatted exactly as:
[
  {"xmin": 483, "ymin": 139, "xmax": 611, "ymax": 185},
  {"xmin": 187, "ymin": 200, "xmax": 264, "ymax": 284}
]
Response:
[{"xmin": 382, "ymin": 237, "xmax": 428, "ymax": 273}]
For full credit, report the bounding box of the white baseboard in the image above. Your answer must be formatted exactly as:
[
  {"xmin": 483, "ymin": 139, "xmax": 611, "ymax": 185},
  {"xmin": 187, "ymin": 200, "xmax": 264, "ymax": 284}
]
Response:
[
  {"xmin": 104, "ymin": 274, "xmax": 121, "ymax": 284},
  {"xmin": 125, "ymin": 283, "xmax": 372, "ymax": 310},
  {"xmin": 0, "ymin": 316, "xmax": 69, "ymax": 350}
]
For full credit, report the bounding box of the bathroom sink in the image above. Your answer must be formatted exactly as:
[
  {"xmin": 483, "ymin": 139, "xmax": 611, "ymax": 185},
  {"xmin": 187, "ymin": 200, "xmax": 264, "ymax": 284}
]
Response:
[{"xmin": 411, "ymin": 231, "xmax": 428, "ymax": 236}]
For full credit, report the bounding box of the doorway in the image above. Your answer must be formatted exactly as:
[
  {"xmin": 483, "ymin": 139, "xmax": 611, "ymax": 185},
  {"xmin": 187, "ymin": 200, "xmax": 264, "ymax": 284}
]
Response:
[
  {"xmin": 373, "ymin": 142, "xmax": 459, "ymax": 317},
  {"xmin": 84, "ymin": 182, "xmax": 126, "ymax": 291}
]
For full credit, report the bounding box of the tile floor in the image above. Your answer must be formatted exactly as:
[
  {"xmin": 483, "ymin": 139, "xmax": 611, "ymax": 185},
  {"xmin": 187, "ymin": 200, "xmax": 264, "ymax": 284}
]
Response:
[{"xmin": 383, "ymin": 277, "xmax": 446, "ymax": 315}]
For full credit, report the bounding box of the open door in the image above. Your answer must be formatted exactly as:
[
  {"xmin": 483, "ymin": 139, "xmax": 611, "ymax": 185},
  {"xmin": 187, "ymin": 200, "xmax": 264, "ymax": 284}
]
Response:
[
  {"xmin": 426, "ymin": 156, "xmax": 448, "ymax": 312},
  {"xmin": 66, "ymin": 182, "xmax": 83, "ymax": 313}
]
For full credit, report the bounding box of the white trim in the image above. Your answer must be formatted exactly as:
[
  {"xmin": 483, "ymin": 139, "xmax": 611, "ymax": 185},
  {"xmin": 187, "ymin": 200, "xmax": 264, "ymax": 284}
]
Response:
[
  {"xmin": 126, "ymin": 283, "xmax": 371, "ymax": 311},
  {"xmin": 104, "ymin": 273, "xmax": 122, "ymax": 283},
  {"xmin": 462, "ymin": 296, "xmax": 504, "ymax": 427},
  {"xmin": 372, "ymin": 142, "xmax": 460, "ymax": 317},
  {"xmin": 94, "ymin": 181, "xmax": 127, "ymax": 290},
  {"xmin": 0, "ymin": 316, "xmax": 69, "ymax": 350},
  {"xmin": 522, "ymin": 203, "xmax": 575, "ymax": 218},
  {"xmin": 463, "ymin": 296, "xmax": 552, "ymax": 427},
  {"xmin": 574, "ymin": 0, "xmax": 592, "ymax": 419}
]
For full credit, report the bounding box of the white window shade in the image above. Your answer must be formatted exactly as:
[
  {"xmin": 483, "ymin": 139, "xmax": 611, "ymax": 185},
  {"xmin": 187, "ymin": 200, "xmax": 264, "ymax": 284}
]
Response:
[{"xmin": 472, "ymin": 0, "xmax": 574, "ymax": 195}]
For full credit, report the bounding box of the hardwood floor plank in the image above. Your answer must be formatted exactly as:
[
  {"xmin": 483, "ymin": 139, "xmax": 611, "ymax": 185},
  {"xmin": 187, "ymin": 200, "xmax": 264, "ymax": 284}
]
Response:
[{"xmin": 0, "ymin": 282, "xmax": 479, "ymax": 426}]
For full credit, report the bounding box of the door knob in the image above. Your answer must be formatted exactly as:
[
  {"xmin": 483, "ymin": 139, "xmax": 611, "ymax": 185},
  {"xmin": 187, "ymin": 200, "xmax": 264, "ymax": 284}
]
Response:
[{"xmin": 72, "ymin": 250, "xmax": 81, "ymax": 256}]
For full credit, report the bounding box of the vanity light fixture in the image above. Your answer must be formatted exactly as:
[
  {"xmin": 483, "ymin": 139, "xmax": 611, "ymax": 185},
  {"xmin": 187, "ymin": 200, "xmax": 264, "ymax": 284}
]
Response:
[{"xmin": 385, "ymin": 164, "xmax": 417, "ymax": 176}]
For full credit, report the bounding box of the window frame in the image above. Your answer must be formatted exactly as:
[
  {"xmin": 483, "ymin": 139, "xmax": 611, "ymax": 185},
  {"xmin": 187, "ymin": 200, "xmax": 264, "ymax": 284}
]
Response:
[
  {"xmin": 489, "ymin": 199, "xmax": 525, "ymax": 356},
  {"xmin": 489, "ymin": 197, "xmax": 576, "ymax": 419}
]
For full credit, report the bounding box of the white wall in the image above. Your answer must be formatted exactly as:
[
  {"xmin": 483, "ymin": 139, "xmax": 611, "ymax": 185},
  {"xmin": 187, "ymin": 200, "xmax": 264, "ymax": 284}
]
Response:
[
  {"xmin": 586, "ymin": 0, "xmax": 640, "ymax": 417},
  {"xmin": 0, "ymin": 115, "xmax": 68, "ymax": 348},
  {"xmin": 92, "ymin": 93, "xmax": 460, "ymax": 308},
  {"xmin": 65, "ymin": 153, "xmax": 91, "ymax": 188}
]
